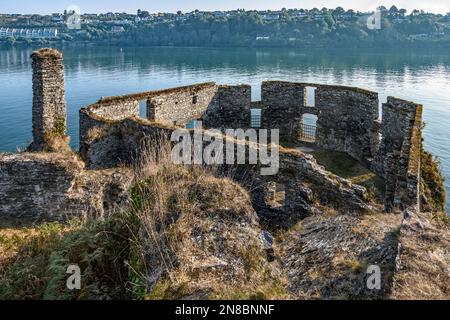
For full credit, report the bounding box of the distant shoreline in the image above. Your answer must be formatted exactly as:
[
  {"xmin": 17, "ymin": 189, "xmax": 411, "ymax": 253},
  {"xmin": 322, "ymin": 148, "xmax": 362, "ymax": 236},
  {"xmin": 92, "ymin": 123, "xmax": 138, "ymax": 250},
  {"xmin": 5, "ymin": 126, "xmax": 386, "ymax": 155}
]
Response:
[{"xmin": 2, "ymin": 40, "xmax": 450, "ymax": 50}]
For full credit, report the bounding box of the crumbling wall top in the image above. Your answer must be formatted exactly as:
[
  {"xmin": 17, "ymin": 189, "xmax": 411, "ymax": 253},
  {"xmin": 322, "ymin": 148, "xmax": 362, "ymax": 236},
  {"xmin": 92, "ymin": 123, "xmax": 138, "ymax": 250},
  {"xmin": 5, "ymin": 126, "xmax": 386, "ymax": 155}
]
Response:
[
  {"xmin": 96, "ymin": 82, "xmax": 217, "ymax": 106},
  {"xmin": 31, "ymin": 48, "xmax": 63, "ymax": 60},
  {"xmin": 262, "ymin": 80, "xmax": 378, "ymax": 98}
]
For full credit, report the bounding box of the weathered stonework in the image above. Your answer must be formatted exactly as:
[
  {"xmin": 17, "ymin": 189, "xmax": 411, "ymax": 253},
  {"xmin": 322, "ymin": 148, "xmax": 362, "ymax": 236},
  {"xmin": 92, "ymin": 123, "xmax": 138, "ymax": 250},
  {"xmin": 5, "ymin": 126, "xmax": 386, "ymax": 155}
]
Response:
[
  {"xmin": 1, "ymin": 48, "xmax": 443, "ymax": 300},
  {"xmin": 204, "ymin": 85, "xmax": 252, "ymax": 129},
  {"xmin": 261, "ymin": 81, "xmax": 306, "ymax": 141},
  {"xmin": 315, "ymin": 85, "xmax": 380, "ymax": 161},
  {"xmin": 261, "ymin": 81, "xmax": 379, "ymax": 162},
  {"xmin": 81, "ymin": 117, "xmax": 175, "ymax": 169},
  {"xmin": 79, "ymin": 111, "xmax": 372, "ymax": 227},
  {"xmin": 91, "ymin": 99, "xmax": 139, "ymax": 121},
  {"xmin": 147, "ymin": 83, "xmax": 218, "ymax": 126},
  {"xmin": 372, "ymin": 97, "xmax": 422, "ymax": 212},
  {"xmin": 79, "ymin": 99, "xmax": 140, "ymax": 160},
  {"xmin": 79, "ymin": 79, "xmax": 423, "ymax": 215},
  {"xmin": 239, "ymin": 151, "xmax": 372, "ymax": 228},
  {"xmin": 29, "ymin": 48, "xmax": 68, "ymax": 151},
  {"xmin": 0, "ymin": 153, "xmax": 132, "ymax": 221}
]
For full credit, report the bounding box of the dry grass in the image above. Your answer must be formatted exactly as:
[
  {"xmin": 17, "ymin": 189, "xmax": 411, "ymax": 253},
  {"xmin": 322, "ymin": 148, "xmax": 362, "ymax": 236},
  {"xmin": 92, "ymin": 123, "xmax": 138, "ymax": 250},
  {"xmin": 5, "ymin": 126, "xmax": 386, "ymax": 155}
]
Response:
[
  {"xmin": 129, "ymin": 135, "xmax": 287, "ymax": 300},
  {"xmin": 391, "ymin": 212, "xmax": 450, "ymax": 300},
  {"xmin": 332, "ymin": 254, "xmax": 369, "ymax": 274},
  {"xmin": 86, "ymin": 126, "xmax": 106, "ymax": 143},
  {"xmin": 0, "ymin": 221, "xmax": 78, "ymax": 299}
]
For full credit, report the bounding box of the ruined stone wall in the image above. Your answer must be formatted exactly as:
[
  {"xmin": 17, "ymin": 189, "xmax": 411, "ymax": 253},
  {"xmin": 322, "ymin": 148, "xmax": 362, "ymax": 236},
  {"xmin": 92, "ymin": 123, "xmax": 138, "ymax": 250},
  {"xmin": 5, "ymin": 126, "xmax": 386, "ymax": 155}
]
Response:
[
  {"xmin": 79, "ymin": 99, "xmax": 140, "ymax": 158},
  {"xmin": 2, "ymin": 46, "xmax": 427, "ymax": 224},
  {"xmin": 203, "ymin": 85, "xmax": 252, "ymax": 129},
  {"xmin": 81, "ymin": 113, "xmax": 371, "ymax": 228},
  {"xmin": 90, "ymin": 100, "xmax": 139, "ymax": 121},
  {"xmin": 79, "ymin": 79, "xmax": 423, "ymax": 216},
  {"xmin": 261, "ymin": 81, "xmax": 306, "ymax": 141},
  {"xmin": 239, "ymin": 151, "xmax": 372, "ymax": 228},
  {"xmin": 261, "ymin": 81, "xmax": 379, "ymax": 162},
  {"xmin": 373, "ymin": 97, "xmax": 423, "ymax": 212},
  {"xmin": 29, "ymin": 48, "xmax": 67, "ymax": 151},
  {"xmin": 81, "ymin": 117, "xmax": 175, "ymax": 169},
  {"xmin": 315, "ymin": 85, "xmax": 380, "ymax": 161},
  {"xmin": 0, "ymin": 153, "xmax": 132, "ymax": 221},
  {"xmin": 146, "ymin": 83, "xmax": 218, "ymax": 126}
]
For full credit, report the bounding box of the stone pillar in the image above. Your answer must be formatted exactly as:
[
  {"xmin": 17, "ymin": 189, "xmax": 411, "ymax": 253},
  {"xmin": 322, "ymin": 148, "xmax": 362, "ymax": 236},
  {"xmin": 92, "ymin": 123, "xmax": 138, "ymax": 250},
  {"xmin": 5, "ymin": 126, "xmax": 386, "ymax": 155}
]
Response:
[{"xmin": 29, "ymin": 48, "xmax": 68, "ymax": 151}]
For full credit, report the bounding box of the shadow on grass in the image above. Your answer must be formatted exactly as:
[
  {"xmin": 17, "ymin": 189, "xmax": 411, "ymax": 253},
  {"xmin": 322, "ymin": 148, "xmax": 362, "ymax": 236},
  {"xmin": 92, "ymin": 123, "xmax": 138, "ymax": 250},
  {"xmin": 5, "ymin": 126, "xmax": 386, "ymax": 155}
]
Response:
[{"xmin": 311, "ymin": 150, "xmax": 385, "ymax": 202}]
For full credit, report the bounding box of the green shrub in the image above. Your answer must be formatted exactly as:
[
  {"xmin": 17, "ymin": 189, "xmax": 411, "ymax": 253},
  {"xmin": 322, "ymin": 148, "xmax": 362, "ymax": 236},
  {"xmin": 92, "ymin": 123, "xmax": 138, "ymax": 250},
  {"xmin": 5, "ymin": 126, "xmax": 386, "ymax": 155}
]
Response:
[
  {"xmin": 421, "ymin": 150, "xmax": 446, "ymax": 213},
  {"xmin": 0, "ymin": 216, "xmax": 141, "ymax": 300}
]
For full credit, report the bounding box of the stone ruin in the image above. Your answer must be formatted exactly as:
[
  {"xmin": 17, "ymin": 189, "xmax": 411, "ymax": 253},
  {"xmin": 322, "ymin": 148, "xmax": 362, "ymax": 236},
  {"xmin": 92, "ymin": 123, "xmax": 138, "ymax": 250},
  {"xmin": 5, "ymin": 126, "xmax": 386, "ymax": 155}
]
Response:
[
  {"xmin": 28, "ymin": 48, "xmax": 68, "ymax": 151},
  {"xmin": 0, "ymin": 48, "xmax": 424, "ymax": 223}
]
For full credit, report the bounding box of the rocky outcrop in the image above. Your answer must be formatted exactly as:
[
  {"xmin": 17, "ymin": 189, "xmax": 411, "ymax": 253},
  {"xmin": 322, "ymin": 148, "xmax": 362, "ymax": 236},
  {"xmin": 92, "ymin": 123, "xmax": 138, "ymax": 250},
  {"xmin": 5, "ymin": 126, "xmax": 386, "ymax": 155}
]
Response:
[
  {"xmin": 390, "ymin": 211, "xmax": 450, "ymax": 300},
  {"xmin": 242, "ymin": 151, "xmax": 374, "ymax": 229},
  {"xmin": 280, "ymin": 212, "xmax": 402, "ymax": 299},
  {"xmin": 76, "ymin": 111, "xmax": 374, "ymax": 228},
  {"xmin": 135, "ymin": 165, "xmax": 284, "ymax": 299}
]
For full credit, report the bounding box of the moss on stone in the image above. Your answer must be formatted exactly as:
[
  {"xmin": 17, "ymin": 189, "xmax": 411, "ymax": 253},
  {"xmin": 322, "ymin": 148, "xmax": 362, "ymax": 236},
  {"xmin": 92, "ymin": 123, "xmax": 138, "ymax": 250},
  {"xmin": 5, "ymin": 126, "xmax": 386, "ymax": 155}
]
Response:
[
  {"xmin": 52, "ymin": 117, "xmax": 67, "ymax": 137},
  {"xmin": 30, "ymin": 48, "xmax": 63, "ymax": 60},
  {"xmin": 421, "ymin": 150, "xmax": 446, "ymax": 212}
]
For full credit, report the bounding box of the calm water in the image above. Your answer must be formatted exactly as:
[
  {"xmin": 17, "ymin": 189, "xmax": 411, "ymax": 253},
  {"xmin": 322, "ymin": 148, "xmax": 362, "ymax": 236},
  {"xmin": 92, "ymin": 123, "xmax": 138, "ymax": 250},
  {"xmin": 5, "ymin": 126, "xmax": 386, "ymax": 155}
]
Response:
[{"xmin": 0, "ymin": 46, "xmax": 449, "ymax": 212}]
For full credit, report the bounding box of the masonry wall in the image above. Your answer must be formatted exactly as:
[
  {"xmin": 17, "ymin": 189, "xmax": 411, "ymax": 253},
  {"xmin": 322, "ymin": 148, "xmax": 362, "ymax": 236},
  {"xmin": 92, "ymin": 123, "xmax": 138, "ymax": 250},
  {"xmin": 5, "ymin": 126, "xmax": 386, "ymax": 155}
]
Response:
[
  {"xmin": 315, "ymin": 85, "xmax": 380, "ymax": 161},
  {"xmin": 81, "ymin": 117, "xmax": 175, "ymax": 169},
  {"xmin": 90, "ymin": 100, "xmax": 139, "ymax": 121},
  {"xmin": 29, "ymin": 48, "xmax": 67, "ymax": 151},
  {"xmin": 147, "ymin": 83, "xmax": 218, "ymax": 126},
  {"xmin": 0, "ymin": 153, "xmax": 132, "ymax": 221},
  {"xmin": 373, "ymin": 97, "xmax": 422, "ymax": 212},
  {"xmin": 203, "ymin": 85, "xmax": 252, "ymax": 129},
  {"xmin": 79, "ymin": 100, "xmax": 139, "ymax": 161},
  {"xmin": 237, "ymin": 151, "xmax": 371, "ymax": 228},
  {"xmin": 261, "ymin": 81, "xmax": 306, "ymax": 141}
]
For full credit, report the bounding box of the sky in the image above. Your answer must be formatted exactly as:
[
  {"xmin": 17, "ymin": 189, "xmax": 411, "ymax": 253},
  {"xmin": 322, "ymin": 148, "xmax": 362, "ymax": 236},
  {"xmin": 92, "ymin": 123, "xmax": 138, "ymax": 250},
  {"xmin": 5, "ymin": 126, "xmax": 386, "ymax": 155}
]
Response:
[{"xmin": 1, "ymin": 0, "xmax": 449, "ymax": 15}]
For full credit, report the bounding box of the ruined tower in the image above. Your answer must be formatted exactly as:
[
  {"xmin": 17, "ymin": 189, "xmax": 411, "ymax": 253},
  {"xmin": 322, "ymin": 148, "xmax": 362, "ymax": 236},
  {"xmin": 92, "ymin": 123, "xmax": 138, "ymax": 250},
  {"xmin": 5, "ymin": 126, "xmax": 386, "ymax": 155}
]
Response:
[{"xmin": 29, "ymin": 48, "xmax": 68, "ymax": 151}]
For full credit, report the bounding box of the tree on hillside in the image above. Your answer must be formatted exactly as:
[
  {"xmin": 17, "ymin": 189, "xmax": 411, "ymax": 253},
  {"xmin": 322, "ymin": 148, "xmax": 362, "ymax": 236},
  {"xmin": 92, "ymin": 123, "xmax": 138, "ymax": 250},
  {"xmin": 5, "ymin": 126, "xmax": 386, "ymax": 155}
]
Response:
[
  {"xmin": 6, "ymin": 36, "xmax": 16, "ymax": 46},
  {"xmin": 389, "ymin": 6, "xmax": 399, "ymax": 14},
  {"xmin": 335, "ymin": 7, "xmax": 345, "ymax": 15}
]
